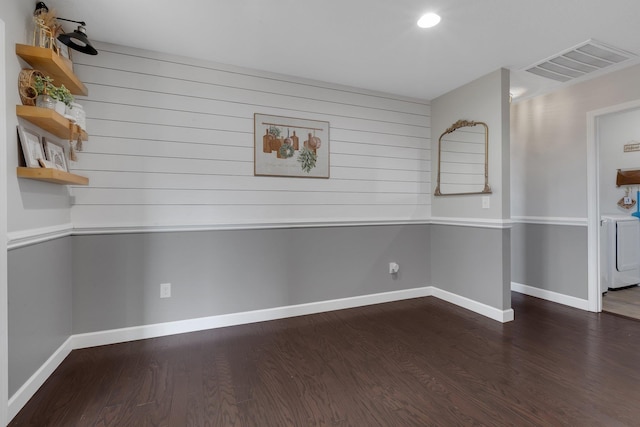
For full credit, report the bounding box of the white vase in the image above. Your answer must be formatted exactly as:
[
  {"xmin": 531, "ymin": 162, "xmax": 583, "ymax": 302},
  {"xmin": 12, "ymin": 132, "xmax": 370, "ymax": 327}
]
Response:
[
  {"xmin": 70, "ymin": 102, "xmax": 86, "ymax": 131},
  {"xmin": 54, "ymin": 101, "xmax": 66, "ymax": 115}
]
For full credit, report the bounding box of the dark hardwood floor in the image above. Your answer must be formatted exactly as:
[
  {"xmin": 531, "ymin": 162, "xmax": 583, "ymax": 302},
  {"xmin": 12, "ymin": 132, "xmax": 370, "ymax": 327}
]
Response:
[{"xmin": 9, "ymin": 292, "xmax": 640, "ymax": 426}]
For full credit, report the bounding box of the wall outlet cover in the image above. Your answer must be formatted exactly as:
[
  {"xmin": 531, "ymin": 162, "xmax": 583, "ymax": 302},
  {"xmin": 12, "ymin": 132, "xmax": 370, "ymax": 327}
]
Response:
[
  {"xmin": 160, "ymin": 283, "xmax": 171, "ymax": 298},
  {"xmin": 482, "ymin": 196, "xmax": 490, "ymax": 209}
]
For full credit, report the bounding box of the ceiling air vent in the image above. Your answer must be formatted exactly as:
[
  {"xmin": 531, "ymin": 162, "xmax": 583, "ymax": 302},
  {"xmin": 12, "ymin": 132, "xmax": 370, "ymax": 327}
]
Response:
[{"xmin": 525, "ymin": 40, "xmax": 637, "ymax": 82}]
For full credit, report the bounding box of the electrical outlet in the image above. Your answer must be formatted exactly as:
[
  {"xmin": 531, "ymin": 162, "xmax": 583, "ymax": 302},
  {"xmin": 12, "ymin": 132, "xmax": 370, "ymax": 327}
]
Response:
[
  {"xmin": 389, "ymin": 262, "xmax": 400, "ymax": 274},
  {"xmin": 482, "ymin": 196, "xmax": 490, "ymax": 209},
  {"xmin": 160, "ymin": 283, "xmax": 171, "ymax": 298}
]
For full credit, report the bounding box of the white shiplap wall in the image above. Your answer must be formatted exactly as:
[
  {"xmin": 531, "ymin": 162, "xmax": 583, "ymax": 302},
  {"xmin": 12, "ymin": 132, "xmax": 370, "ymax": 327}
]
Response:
[{"xmin": 69, "ymin": 43, "xmax": 431, "ymax": 229}]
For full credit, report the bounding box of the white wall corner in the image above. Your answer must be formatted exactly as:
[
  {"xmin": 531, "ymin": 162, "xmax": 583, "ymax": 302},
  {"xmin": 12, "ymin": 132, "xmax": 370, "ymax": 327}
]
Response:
[{"xmin": 431, "ymin": 287, "xmax": 514, "ymax": 322}]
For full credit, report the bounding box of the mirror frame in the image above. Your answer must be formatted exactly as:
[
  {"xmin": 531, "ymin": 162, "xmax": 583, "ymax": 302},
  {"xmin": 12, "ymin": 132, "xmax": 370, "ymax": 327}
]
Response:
[{"xmin": 434, "ymin": 119, "xmax": 491, "ymax": 196}]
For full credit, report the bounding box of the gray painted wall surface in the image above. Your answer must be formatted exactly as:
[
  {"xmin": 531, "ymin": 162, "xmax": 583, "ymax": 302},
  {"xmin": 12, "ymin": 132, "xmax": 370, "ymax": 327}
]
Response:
[
  {"xmin": 8, "ymin": 237, "xmax": 73, "ymax": 396},
  {"xmin": 431, "ymin": 69, "xmax": 510, "ymax": 220},
  {"xmin": 72, "ymin": 225, "xmax": 430, "ymax": 334},
  {"xmin": 511, "ymin": 63, "xmax": 640, "ymax": 219},
  {"xmin": 511, "ymin": 223, "xmax": 588, "ymax": 299},
  {"xmin": 2, "ymin": 2, "xmax": 73, "ymax": 233},
  {"xmin": 430, "ymin": 225, "xmax": 511, "ymax": 310}
]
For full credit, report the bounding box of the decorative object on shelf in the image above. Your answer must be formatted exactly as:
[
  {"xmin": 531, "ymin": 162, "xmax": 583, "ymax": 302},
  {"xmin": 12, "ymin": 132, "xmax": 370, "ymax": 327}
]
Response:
[
  {"xmin": 254, "ymin": 113, "xmax": 330, "ymax": 178},
  {"xmin": 69, "ymin": 102, "xmax": 86, "ymax": 131},
  {"xmin": 49, "ymin": 83, "xmax": 73, "ymax": 114},
  {"xmin": 32, "ymin": 74, "xmax": 74, "ymax": 114},
  {"xmin": 33, "ymin": 73, "xmax": 53, "ymax": 94},
  {"xmin": 35, "ymin": 93, "xmax": 56, "ymax": 110},
  {"xmin": 33, "ymin": 73, "xmax": 55, "ymax": 109},
  {"xmin": 17, "ymin": 125, "xmax": 45, "ymax": 168},
  {"xmin": 18, "ymin": 68, "xmax": 46, "ymax": 106},
  {"xmin": 56, "ymin": 17, "xmax": 98, "ymax": 55},
  {"xmin": 617, "ymin": 187, "xmax": 637, "ymax": 210},
  {"xmin": 43, "ymin": 137, "xmax": 68, "ymax": 171},
  {"xmin": 32, "ymin": 1, "xmax": 57, "ymax": 49}
]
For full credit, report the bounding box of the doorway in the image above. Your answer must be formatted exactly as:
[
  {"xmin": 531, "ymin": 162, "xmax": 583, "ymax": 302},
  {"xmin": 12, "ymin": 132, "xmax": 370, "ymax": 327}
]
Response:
[{"xmin": 587, "ymin": 99, "xmax": 640, "ymax": 318}]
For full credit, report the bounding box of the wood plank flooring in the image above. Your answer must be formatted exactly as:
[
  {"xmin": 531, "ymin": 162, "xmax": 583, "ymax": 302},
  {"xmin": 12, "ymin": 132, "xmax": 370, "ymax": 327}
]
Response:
[
  {"xmin": 9, "ymin": 292, "xmax": 640, "ymax": 426},
  {"xmin": 603, "ymin": 285, "xmax": 640, "ymax": 320}
]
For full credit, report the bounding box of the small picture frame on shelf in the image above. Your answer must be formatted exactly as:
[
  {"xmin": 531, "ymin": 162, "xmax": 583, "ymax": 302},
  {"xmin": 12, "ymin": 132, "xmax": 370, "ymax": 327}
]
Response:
[
  {"xmin": 43, "ymin": 138, "xmax": 68, "ymax": 171},
  {"xmin": 17, "ymin": 125, "xmax": 45, "ymax": 168}
]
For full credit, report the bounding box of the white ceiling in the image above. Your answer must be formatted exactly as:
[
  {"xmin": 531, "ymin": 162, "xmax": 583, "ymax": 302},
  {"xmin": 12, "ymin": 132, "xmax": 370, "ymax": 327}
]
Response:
[{"xmin": 49, "ymin": 0, "xmax": 640, "ymax": 101}]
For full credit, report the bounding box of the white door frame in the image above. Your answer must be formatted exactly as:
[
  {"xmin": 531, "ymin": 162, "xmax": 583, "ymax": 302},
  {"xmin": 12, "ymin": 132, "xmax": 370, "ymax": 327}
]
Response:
[
  {"xmin": 586, "ymin": 99, "xmax": 640, "ymax": 312},
  {"xmin": 0, "ymin": 19, "xmax": 9, "ymax": 426}
]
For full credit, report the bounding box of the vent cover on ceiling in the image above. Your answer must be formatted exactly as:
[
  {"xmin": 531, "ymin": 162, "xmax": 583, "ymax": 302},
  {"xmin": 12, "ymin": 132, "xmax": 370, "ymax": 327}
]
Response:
[{"xmin": 525, "ymin": 40, "xmax": 637, "ymax": 82}]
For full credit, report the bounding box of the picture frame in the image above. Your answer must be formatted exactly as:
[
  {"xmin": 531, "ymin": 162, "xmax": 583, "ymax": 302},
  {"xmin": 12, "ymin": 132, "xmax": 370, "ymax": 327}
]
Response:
[
  {"xmin": 43, "ymin": 138, "xmax": 68, "ymax": 172},
  {"xmin": 17, "ymin": 125, "xmax": 45, "ymax": 168},
  {"xmin": 254, "ymin": 113, "xmax": 330, "ymax": 178}
]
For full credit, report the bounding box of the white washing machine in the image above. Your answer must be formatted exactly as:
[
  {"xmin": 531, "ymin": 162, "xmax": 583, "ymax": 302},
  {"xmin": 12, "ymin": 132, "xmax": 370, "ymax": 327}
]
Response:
[{"xmin": 602, "ymin": 215, "xmax": 640, "ymax": 290}]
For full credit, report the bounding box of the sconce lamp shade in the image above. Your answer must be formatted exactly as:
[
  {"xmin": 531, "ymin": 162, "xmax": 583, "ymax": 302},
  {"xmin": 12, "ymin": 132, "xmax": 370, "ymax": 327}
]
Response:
[{"xmin": 57, "ymin": 24, "xmax": 98, "ymax": 55}]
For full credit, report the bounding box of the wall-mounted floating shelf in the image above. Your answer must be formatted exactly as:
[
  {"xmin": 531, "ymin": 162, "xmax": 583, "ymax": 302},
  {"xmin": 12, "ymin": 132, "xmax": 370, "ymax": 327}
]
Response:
[
  {"xmin": 616, "ymin": 169, "xmax": 640, "ymax": 187},
  {"xmin": 16, "ymin": 105, "xmax": 87, "ymax": 141},
  {"xmin": 15, "ymin": 44, "xmax": 88, "ymax": 96},
  {"xmin": 17, "ymin": 167, "xmax": 89, "ymax": 185}
]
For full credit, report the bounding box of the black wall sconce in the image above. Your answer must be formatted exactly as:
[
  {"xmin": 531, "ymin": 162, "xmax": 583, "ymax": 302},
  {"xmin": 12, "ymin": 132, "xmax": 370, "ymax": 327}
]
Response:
[{"xmin": 57, "ymin": 17, "xmax": 98, "ymax": 55}]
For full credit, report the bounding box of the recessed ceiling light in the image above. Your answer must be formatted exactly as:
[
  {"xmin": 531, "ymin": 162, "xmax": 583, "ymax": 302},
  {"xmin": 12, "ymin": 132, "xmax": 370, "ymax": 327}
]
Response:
[{"xmin": 417, "ymin": 13, "xmax": 441, "ymax": 28}]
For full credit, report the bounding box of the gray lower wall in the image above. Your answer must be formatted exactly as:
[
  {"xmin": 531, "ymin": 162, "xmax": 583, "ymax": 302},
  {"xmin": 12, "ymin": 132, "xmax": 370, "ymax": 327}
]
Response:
[
  {"xmin": 8, "ymin": 223, "xmax": 522, "ymax": 399},
  {"xmin": 511, "ymin": 223, "xmax": 588, "ymax": 299},
  {"xmin": 72, "ymin": 224, "xmax": 431, "ymax": 334},
  {"xmin": 430, "ymin": 225, "xmax": 511, "ymax": 310},
  {"xmin": 8, "ymin": 237, "xmax": 73, "ymax": 396}
]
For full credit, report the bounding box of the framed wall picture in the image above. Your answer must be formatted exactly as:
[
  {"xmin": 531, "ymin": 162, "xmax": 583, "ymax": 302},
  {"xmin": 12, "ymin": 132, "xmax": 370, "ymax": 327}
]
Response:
[
  {"xmin": 254, "ymin": 113, "xmax": 330, "ymax": 178},
  {"xmin": 17, "ymin": 125, "xmax": 45, "ymax": 168},
  {"xmin": 43, "ymin": 138, "xmax": 68, "ymax": 171}
]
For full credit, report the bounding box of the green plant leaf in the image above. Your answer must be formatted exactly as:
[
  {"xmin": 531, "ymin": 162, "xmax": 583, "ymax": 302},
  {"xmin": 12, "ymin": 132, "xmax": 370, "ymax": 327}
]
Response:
[{"xmin": 297, "ymin": 147, "xmax": 317, "ymax": 173}]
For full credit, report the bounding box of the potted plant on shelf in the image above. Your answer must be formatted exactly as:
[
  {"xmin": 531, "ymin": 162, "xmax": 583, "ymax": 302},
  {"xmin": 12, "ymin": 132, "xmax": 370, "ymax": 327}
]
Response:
[
  {"xmin": 49, "ymin": 84, "xmax": 73, "ymax": 115},
  {"xmin": 33, "ymin": 74, "xmax": 55, "ymax": 110},
  {"xmin": 33, "ymin": 75, "xmax": 74, "ymax": 115}
]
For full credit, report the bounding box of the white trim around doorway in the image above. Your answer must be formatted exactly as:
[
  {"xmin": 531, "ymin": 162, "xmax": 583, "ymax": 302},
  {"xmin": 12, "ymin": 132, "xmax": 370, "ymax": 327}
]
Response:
[
  {"xmin": 586, "ymin": 99, "xmax": 640, "ymax": 312},
  {"xmin": 0, "ymin": 19, "xmax": 9, "ymax": 427}
]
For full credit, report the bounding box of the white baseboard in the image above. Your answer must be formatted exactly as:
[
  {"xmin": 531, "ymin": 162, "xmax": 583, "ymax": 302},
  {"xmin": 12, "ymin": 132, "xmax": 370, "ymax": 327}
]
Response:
[
  {"xmin": 8, "ymin": 285, "xmax": 513, "ymax": 422},
  {"xmin": 431, "ymin": 287, "xmax": 515, "ymax": 322},
  {"xmin": 511, "ymin": 282, "xmax": 589, "ymax": 310},
  {"xmin": 71, "ymin": 287, "xmax": 434, "ymax": 349},
  {"xmin": 7, "ymin": 336, "xmax": 74, "ymax": 421}
]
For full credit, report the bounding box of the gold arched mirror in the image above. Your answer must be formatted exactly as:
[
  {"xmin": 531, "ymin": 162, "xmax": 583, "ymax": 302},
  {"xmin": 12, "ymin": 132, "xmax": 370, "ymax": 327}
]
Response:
[{"xmin": 434, "ymin": 119, "xmax": 491, "ymax": 196}]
